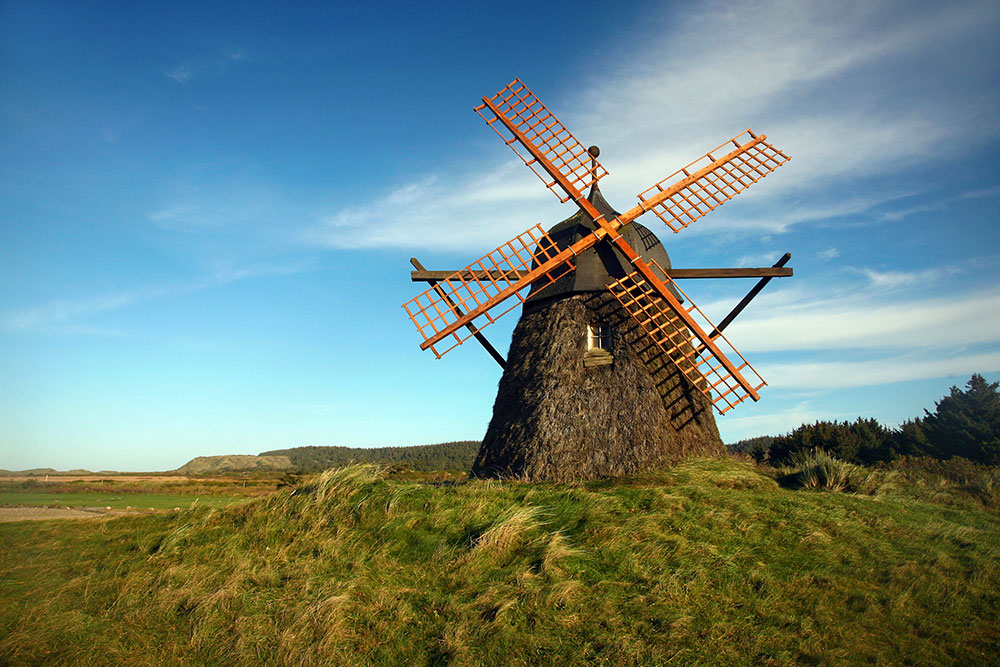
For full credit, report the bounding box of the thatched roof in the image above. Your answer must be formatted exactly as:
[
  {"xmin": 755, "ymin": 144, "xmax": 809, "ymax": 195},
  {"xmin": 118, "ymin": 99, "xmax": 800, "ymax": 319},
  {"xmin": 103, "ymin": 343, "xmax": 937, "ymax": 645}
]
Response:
[{"xmin": 525, "ymin": 183, "xmax": 680, "ymax": 305}]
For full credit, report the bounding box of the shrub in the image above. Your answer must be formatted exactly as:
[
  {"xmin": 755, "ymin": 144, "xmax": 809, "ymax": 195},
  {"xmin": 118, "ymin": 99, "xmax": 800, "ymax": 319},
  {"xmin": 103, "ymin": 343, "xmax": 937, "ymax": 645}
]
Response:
[
  {"xmin": 778, "ymin": 448, "xmax": 896, "ymax": 495},
  {"xmin": 892, "ymin": 455, "xmax": 1000, "ymax": 508},
  {"xmin": 768, "ymin": 419, "xmax": 896, "ymax": 466}
]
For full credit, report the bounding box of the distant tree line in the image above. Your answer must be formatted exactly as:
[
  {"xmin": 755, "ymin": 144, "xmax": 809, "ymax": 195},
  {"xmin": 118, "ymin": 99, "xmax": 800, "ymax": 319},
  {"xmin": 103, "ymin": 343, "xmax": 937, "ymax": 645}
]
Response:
[
  {"xmin": 730, "ymin": 374, "xmax": 1000, "ymax": 467},
  {"xmin": 260, "ymin": 441, "xmax": 481, "ymax": 473}
]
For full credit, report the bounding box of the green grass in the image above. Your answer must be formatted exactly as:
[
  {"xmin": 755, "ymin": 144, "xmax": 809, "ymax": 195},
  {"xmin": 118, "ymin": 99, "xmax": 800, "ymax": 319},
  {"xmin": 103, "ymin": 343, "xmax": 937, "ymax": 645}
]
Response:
[
  {"xmin": 1, "ymin": 458, "xmax": 998, "ymax": 665},
  {"xmin": 0, "ymin": 491, "xmax": 246, "ymax": 510}
]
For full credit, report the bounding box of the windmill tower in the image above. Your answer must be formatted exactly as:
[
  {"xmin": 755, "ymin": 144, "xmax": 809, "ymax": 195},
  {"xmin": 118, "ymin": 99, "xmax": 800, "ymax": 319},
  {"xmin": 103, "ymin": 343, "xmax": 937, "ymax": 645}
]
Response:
[{"xmin": 404, "ymin": 79, "xmax": 792, "ymax": 481}]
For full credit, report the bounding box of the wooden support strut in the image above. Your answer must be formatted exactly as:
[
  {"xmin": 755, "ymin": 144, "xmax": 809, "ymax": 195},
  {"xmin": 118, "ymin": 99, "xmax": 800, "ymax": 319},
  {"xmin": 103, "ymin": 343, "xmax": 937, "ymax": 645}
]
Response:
[
  {"xmin": 709, "ymin": 253, "xmax": 791, "ymax": 339},
  {"xmin": 411, "ymin": 267, "xmax": 793, "ymax": 282},
  {"xmin": 410, "ymin": 258, "xmax": 507, "ymax": 369}
]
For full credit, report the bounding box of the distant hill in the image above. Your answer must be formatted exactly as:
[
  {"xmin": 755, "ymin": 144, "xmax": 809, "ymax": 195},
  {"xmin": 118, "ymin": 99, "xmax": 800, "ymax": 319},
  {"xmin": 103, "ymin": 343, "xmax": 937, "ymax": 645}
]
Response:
[
  {"xmin": 176, "ymin": 455, "xmax": 294, "ymax": 475},
  {"xmin": 0, "ymin": 468, "xmax": 85, "ymax": 477},
  {"xmin": 260, "ymin": 441, "xmax": 481, "ymax": 473}
]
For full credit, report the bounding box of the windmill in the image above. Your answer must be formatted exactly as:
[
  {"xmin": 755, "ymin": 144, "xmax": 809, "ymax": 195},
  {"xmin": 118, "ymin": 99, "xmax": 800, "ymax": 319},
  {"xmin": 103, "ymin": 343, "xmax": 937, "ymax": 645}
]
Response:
[{"xmin": 403, "ymin": 79, "xmax": 792, "ymax": 481}]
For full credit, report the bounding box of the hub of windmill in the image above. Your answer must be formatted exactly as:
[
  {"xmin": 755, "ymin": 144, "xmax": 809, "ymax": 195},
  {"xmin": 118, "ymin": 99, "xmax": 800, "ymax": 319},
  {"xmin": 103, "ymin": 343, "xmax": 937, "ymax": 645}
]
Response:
[{"xmin": 403, "ymin": 78, "xmax": 793, "ymax": 482}]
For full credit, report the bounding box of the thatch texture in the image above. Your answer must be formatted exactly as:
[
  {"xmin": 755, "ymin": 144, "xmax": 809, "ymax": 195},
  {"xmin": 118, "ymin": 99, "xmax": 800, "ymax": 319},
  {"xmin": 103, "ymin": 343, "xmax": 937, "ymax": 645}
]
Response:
[{"xmin": 473, "ymin": 290, "xmax": 724, "ymax": 482}]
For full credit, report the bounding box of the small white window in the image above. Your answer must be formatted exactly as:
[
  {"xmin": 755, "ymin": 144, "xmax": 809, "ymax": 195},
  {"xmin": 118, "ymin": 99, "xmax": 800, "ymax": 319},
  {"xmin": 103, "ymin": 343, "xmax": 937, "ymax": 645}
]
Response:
[{"xmin": 587, "ymin": 323, "xmax": 608, "ymax": 351}]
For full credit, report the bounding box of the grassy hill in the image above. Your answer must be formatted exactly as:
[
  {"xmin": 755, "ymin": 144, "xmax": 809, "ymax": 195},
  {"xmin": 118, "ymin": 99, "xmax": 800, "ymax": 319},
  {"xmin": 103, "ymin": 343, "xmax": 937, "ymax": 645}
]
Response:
[
  {"xmin": 175, "ymin": 454, "xmax": 293, "ymax": 474},
  {"xmin": 169, "ymin": 441, "xmax": 481, "ymax": 475},
  {"xmin": 1, "ymin": 458, "xmax": 998, "ymax": 665},
  {"xmin": 261, "ymin": 441, "xmax": 480, "ymax": 473}
]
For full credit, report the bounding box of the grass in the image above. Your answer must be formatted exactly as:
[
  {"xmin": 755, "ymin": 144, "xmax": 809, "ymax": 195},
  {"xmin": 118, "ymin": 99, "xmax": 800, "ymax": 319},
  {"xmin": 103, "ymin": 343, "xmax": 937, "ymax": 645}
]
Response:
[
  {"xmin": 1, "ymin": 458, "xmax": 998, "ymax": 665},
  {"xmin": 1, "ymin": 475, "xmax": 283, "ymax": 497},
  {"xmin": 0, "ymin": 491, "xmax": 246, "ymax": 510}
]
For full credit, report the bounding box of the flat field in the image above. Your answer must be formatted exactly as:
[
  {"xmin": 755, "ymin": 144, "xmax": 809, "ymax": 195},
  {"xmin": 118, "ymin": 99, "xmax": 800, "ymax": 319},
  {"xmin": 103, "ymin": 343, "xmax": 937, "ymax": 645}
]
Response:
[
  {"xmin": 0, "ymin": 491, "xmax": 245, "ymax": 510},
  {"xmin": 1, "ymin": 459, "xmax": 997, "ymax": 665},
  {"xmin": 0, "ymin": 472, "xmax": 282, "ymax": 520}
]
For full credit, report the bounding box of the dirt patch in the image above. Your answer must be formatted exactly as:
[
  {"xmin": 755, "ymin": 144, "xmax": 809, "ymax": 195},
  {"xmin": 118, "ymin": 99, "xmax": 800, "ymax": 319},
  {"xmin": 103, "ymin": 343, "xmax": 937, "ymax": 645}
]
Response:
[{"xmin": 0, "ymin": 507, "xmax": 132, "ymax": 522}]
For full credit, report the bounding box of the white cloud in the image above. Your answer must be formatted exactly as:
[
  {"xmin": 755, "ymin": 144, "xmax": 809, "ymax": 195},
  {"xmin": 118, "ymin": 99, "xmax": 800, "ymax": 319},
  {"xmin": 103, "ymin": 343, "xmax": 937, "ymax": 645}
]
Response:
[
  {"xmin": 1, "ymin": 289, "xmax": 163, "ymax": 332},
  {"xmin": 767, "ymin": 351, "xmax": 1000, "ymax": 389},
  {"xmin": 308, "ymin": 0, "xmax": 999, "ymax": 251},
  {"xmin": 854, "ymin": 267, "xmax": 960, "ymax": 290},
  {"xmin": 165, "ymin": 64, "xmax": 195, "ymax": 83},
  {"xmin": 732, "ymin": 251, "xmax": 784, "ymax": 267},
  {"xmin": 164, "ymin": 48, "xmax": 252, "ymax": 85},
  {"xmin": 961, "ymin": 186, "xmax": 1000, "ymax": 200},
  {"xmin": 576, "ymin": 0, "xmax": 998, "ymax": 194},
  {"xmin": 719, "ymin": 401, "xmax": 836, "ymax": 440},
  {"xmin": 305, "ymin": 169, "xmax": 559, "ymax": 251},
  {"xmin": 1, "ymin": 263, "xmax": 310, "ymax": 333},
  {"xmin": 817, "ymin": 248, "xmax": 839, "ymax": 260},
  {"xmin": 722, "ymin": 286, "xmax": 1000, "ymax": 353}
]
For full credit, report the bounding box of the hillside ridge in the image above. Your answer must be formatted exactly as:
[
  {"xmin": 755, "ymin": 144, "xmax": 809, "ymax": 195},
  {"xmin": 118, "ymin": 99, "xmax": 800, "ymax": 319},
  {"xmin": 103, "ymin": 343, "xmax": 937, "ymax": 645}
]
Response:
[
  {"xmin": 175, "ymin": 454, "xmax": 293, "ymax": 474},
  {"xmin": 260, "ymin": 440, "xmax": 480, "ymax": 472}
]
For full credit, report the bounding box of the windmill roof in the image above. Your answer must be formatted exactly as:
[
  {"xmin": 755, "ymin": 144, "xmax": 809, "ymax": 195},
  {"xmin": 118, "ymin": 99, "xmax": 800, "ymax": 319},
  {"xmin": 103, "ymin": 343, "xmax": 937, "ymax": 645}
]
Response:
[{"xmin": 525, "ymin": 183, "xmax": 680, "ymax": 305}]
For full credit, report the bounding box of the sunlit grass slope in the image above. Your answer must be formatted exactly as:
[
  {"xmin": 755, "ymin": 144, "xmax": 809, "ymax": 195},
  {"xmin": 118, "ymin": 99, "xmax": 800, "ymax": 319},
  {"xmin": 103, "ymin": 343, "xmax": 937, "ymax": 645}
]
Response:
[{"xmin": 2, "ymin": 459, "xmax": 998, "ymax": 665}]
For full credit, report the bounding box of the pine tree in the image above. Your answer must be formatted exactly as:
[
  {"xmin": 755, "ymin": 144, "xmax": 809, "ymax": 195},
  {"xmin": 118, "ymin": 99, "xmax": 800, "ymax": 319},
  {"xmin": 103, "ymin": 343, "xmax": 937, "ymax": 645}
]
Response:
[{"xmin": 922, "ymin": 374, "xmax": 1000, "ymax": 464}]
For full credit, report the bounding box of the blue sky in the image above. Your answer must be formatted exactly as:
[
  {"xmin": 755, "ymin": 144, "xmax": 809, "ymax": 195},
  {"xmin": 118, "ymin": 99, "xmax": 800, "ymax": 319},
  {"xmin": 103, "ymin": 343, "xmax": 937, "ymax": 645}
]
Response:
[{"xmin": 2, "ymin": 0, "xmax": 999, "ymax": 471}]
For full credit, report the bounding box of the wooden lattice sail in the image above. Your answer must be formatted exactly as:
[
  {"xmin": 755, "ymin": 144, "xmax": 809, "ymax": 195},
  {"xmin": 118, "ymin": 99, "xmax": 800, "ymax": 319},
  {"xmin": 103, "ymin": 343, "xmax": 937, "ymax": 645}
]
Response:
[
  {"xmin": 607, "ymin": 261, "xmax": 766, "ymax": 413},
  {"xmin": 403, "ymin": 77, "xmax": 791, "ymax": 452},
  {"xmin": 402, "ymin": 225, "xmax": 572, "ymax": 357}
]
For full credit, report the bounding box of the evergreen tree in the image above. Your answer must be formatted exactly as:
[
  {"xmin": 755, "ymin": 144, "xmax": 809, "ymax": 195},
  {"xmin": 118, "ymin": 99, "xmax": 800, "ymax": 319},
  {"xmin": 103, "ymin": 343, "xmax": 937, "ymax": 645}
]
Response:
[
  {"xmin": 921, "ymin": 374, "xmax": 1000, "ymax": 464},
  {"xmin": 767, "ymin": 418, "xmax": 894, "ymax": 466},
  {"xmin": 890, "ymin": 418, "xmax": 937, "ymax": 459}
]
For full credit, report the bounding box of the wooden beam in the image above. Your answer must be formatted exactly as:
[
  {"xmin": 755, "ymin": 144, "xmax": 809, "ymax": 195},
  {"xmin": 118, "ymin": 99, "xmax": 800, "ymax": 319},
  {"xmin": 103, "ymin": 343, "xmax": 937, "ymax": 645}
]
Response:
[
  {"xmin": 709, "ymin": 253, "xmax": 792, "ymax": 339},
  {"xmin": 409, "ymin": 258, "xmax": 507, "ymax": 369},
  {"xmin": 411, "ymin": 267, "xmax": 793, "ymax": 282}
]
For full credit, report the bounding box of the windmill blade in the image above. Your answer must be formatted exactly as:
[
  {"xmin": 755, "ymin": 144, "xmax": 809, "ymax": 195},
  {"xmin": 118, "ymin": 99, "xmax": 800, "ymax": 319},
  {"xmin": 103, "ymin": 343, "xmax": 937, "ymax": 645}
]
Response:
[
  {"xmin": 607, "ymin": 259, "xmax": 766, "ymax": 414},
  {"xmin": 402, "ymin": 224, "xmax": 579, "ymax": 358},
  {"xmin": 627, "ymin": 130, "xmax": 790, "ymax": 233},
  {"xmin": 475, "ymin": 78, "xmax": 608, "ymax": 205}
]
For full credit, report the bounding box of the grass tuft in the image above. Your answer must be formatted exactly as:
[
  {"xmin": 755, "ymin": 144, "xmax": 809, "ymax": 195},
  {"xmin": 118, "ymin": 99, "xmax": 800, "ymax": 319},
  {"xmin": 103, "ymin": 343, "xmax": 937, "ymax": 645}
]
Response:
[{"xmin": 778, "ymin": 448, "xmax": 899, "ymax": 495}]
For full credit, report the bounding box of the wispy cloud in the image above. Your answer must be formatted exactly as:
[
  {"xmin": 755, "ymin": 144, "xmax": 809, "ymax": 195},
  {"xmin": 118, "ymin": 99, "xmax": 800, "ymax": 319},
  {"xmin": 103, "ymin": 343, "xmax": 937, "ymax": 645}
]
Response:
[
  {"xmin": 961, "ymin": 186, "xmax": 1000, "ymax": 200},
  {"xmin": 720, "ymin": 401, "xmax": 838, "ymax": 441},
  {"xmin": 305, "ymin": 169, "xmax": 558, "ymax": 251},
  {"xmin": 721, "ymin": 285, "xmax": 1000, "ymax": 353},
  {"xmin": 307, "ymin": 0, "xmax": 999, "ymax": 250},
  {"xmin": 853, "ymin": 267, "xmax": 961, "ymax": 290},
  {"xmin": 164, "ymin": 48, "xmax": 252, "ymax": 84},
  {"xmin": 817, "ymin": 248, "xmax": 840, "ymax": 260},
  {"xmin": 766, "ymin": 351, "xmax": 1000, "ymax": 389},
  {"xmin": 1, "ymin": 262, "xmax": 310, "ymax": 334},
  {"xmin": 1, "ymin": 289, "xmax": 164, "ymax": 332},
  {"xmin": 165, "ymin": 63, "xmax": 195, "ymax": 83}
]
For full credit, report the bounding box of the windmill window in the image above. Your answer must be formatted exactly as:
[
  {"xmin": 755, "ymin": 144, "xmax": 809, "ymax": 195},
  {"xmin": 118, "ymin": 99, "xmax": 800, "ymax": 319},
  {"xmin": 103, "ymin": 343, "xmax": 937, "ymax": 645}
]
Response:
[
  {"xmin": 587, "ymin": 324, "xmax": 608, "ymax": 351},
  {"xmin": 585, "ymin": 323, "xmax": 613, "ymax": 367}
]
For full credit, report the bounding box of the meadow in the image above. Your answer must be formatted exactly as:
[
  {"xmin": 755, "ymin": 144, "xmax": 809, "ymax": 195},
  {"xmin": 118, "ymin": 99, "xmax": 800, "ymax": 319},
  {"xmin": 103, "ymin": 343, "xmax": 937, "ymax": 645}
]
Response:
[
  {"xmin": 0, "ymin": 474, "xmax": 282, "ymax": 513},
  {"xmin": 1, "ymin": 458, "xmax": 998, "ymax": 665}
]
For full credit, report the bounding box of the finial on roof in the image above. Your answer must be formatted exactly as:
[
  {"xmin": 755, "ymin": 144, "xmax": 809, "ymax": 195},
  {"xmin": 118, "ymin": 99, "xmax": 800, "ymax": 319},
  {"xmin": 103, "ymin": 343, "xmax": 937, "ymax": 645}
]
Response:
[{"xmin": 587, "ymin": 145, "xmax": 601, "ymax": 198}]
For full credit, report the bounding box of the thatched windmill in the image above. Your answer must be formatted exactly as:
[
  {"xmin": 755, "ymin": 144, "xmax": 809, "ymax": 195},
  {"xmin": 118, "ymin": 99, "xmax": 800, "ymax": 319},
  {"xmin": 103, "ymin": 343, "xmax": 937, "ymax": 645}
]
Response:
[{"xmin": 404, "ymin": 79, "xmax": 792, "ymax": 481}]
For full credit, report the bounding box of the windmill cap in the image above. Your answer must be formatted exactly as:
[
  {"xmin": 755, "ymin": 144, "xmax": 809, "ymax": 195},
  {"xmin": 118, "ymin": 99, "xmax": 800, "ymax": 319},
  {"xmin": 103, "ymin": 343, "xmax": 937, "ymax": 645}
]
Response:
[{"xmin": 524, "ymin": 183, "xmax": 680, "ymax": 305}]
